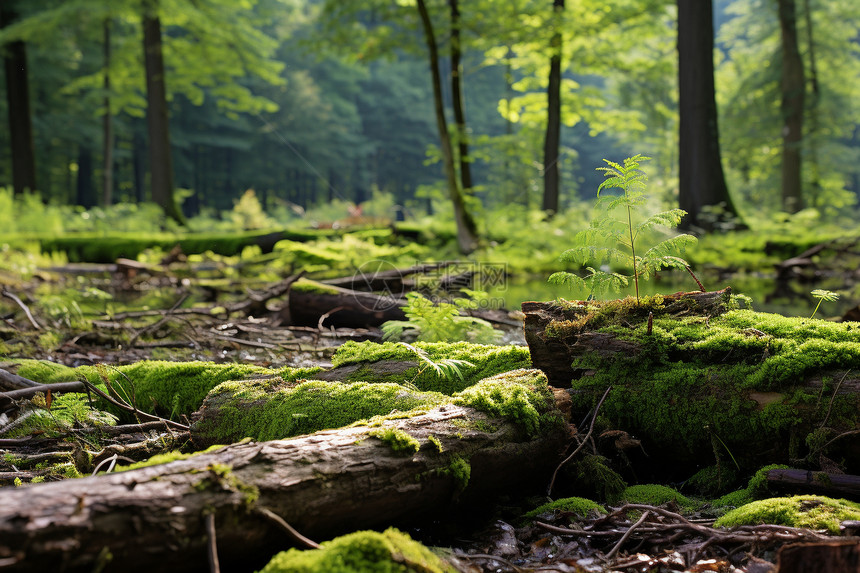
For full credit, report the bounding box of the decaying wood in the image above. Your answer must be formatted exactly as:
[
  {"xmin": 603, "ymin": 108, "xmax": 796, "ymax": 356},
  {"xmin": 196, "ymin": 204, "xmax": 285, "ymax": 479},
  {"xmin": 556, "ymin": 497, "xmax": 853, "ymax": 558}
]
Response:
[
  {"xmin": 287, "ymin": 282, "xmax": 407, "ymax": 328},
  {"xmin": 522, "ymin": 288, "xmax": 732, "ymax": 386},
  {"xmin": 766, "ymin": 468, "xmax": 860, "ymax": 500},
  {"xmin": 0, "ymin": 401, "xmax": 567, "ymax": 573},
  {"xmin": 321, "ymin": 261, "xmax": 456, "ymax": 292},
  {"xmin": 776, "ymin": 539, "xmax": 860, "ymax": 573}
]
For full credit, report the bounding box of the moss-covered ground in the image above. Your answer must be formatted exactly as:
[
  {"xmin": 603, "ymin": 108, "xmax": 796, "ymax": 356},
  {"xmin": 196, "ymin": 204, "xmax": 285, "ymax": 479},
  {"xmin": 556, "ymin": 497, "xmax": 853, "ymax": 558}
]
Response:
[
  {"xmin": 714, "ymin": 495, "xmax": 860, "ymax": 534},
  {"xmin": 258, "ymin": 527, "xmax": 457, "ymax": 573}
]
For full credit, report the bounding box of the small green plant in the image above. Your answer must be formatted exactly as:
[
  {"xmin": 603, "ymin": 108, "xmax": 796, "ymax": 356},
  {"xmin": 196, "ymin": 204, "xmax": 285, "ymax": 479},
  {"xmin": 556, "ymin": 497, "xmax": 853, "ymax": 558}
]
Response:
[
  {"xmin": 810, "ymin": 289, "xmax": 839, "ymax": 319},
  {"xmin": 397, "ymin": 342, "xmax": 474, "ymax": 385},
  {"xmin": 382, "ymin": 291, "xmax": 502, "ymax": 343},
  {"xmin": 549, "ymin": 155, "xmax": 699, "ymax": 302}
]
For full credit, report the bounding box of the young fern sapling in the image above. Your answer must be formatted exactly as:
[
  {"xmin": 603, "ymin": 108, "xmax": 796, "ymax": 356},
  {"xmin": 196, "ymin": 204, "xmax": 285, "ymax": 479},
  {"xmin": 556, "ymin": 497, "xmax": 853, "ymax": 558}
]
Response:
[{"xmin": 549, "ymin": 154, "xmax": 701, "ymax": 302}]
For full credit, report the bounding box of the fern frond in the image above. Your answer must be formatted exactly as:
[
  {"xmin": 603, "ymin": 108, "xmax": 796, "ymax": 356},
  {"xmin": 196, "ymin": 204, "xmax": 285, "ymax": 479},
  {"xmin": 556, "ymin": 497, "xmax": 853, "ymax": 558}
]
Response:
[
  {"xmin": 548, "ymin": 271, "xmax": 587, "ymax": 291},
  {"xmin": 644, "ymin": 234, "xmax": 698, "ymax": 258},
  {"xmin": 634, "ymin": 209, "xmax": 687, "ymax": 235}
]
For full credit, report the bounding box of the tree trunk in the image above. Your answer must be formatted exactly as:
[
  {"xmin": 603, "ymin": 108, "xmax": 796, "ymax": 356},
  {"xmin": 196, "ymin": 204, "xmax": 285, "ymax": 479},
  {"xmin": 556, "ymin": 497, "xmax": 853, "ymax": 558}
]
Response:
[
  {"xmin": 801, "ymin": 0, "xmax": 820, "ymax": 208},
  {"xmin": 777, "ymin": 0, "xmax": 805, "ymax": 213},
  {"xmin": 76, "ymin": 146, "xmax": 96, "ymax": 208},
  {"xmin": 416, "ymin": 0, "xmax": 478, "ymax": 254},
  {"xmin": 142, "ymin": 0, "xmax": 185, "ymax": 225},
  {"xmin": 677, "ymin": 0, "xmax": 741, "ymax": 231},
  {"xmin": 1, "ymin": 5, "xmax": 37, "ymax": 195},
  {"xmin": 0, "ymin": 401, "xmax": 567, "ymax": 573},
  {"xmin": 448, "ymin": 0, "xmax": 472, "ymax": 194},
  {"xmin": 542, "ymin": 0, "xmax": 564, "ymax": 216},
  {"xmin": 102, "ymin": 17, "xmax": 114, "ymax": 207},
  {"xmin": 132, "ymin": 127, "xmax": 146, "ymax": 204}
]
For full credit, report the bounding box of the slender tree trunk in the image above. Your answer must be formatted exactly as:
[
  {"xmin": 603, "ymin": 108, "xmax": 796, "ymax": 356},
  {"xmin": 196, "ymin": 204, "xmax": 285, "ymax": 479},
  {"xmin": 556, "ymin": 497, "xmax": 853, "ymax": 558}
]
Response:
[
  {"xmin": 802, "ymin": 0, "xmax": 820, "ymax": 208},
  {"xmin": 102, "ymin": 18, "xmax": 114, "ymax": 206},
  {"xmin": 542, "ymin": 0, "xmax": 564, "ymax": 216},
  {"xmin": 416, "ymin": 0, "xmax": 478, "ymax": 254},
  {"xmin": 1, "ymin": 6, "xmax": 37, "ymax": 195},
  {"xmin": 677, "ymin": 0, "xmax": 742, "ymax": 231},
  {"xmin": 76, "ymin": 146, "xmax": 96, "ymax": 208},
  {"xmin": 142, "ymin": 0, "xmax": 185, "ymax": 224},
  {"xmin": 448, "ymin": 0, "xmax": 472, "ymax": 194},
  {"xmin": 777, "ymin": 0, "xmax": 805, "ymax": 213},
  {"xmin": 132, "ymin": 128, "xmax": 146, "ymax": 204}
]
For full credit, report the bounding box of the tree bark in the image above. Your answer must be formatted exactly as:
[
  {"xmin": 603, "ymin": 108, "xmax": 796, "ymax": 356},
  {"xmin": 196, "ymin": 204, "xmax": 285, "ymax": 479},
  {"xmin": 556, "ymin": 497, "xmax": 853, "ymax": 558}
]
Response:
[
  {"xmin": 75, "ymin": 146, "xmax": 96, "ymax": 208},
  {"xmin": 448, "ymin": 0, "xmax": 472, "ymax": 195},
  {"xmin": 416, "ymin": 0, "xmax": 478, "ymax": 254},
  {"xmin": 287, "ymin": 280, "xmax": 407, "ymax": 328},
  {"xmin": 766, "ymin": 468, "xmax": 860, "ymax": 500},
  {"xmin": 1, "ymin": 5, "xmax": 37, "ymax": 195},
  {"xmin": 542, "ymin": 0, "xmax": 564, "ymax": 216},
  {"xmin": 777, "ymin": 0, "xmax": 805, "ymax": 213},
  {"xmin": 142, "ymin": 0, "xmax": 185, "ymax": 225},
  {"xmin": 677, "ymin": 0, "xmax": 741, "ymax": 231},
  {"xmin": 0, "ymin": 402, "xmax": 567, "ymax": 573},
  {"xmin": 102, "ymin": 17, "xmax": 114, "ymax": 207}
]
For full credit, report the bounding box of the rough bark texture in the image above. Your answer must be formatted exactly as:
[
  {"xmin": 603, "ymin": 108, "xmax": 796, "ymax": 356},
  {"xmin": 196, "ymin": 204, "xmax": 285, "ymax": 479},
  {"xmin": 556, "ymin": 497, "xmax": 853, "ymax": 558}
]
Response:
[
  {"xmin": 448, "ymin": 0, "xmax": 472, "ymax": 194},
  {"xmin": 142, "ymin": 0, "xmax": 184, "ymax": 225},
  {"xmin": 0, "ymin": 403, "xmax": 567, "ymax": 573},
  {"xmin": 777, "ymin": 0, "xmax": 805, "ymax": 213},
  {"xmin": 542, "ymin": 0, "xmax": 564, "ymax": 216},
  {"xmin": 287, "ymin": 283, "xmax": 406, "ymax": 328},
  {"xmin": 1, "ymin": 5, "xmax": 37, "ymax": 196},
  {"xmin": 677, "ymin": 0, "xmax": 740, "ymax": 230},
  {"xmin": 776, "ymin": 540, "xmax": 860, "ymax": 573},
  {"xmin": 523, "ymin": 288, "xmax": 732, "ymax": 387}
]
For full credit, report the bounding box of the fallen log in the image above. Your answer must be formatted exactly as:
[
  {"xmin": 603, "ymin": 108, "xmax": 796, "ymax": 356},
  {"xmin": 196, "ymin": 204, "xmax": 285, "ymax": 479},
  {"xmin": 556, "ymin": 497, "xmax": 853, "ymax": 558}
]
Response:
[
  {"xmin": 286, "ymin": 278, "xmax": 406, "ymax": 328},
  {"xmin": 522, "ymin": 288, "xmax": 860, "ymax": 476},
  {"xmin": 0, "ymin": 371, "xmax": 568, "ymax": 573},
  {"xmin": 766, "ymin": 469, "xmax": 860, "ymax": 501}
]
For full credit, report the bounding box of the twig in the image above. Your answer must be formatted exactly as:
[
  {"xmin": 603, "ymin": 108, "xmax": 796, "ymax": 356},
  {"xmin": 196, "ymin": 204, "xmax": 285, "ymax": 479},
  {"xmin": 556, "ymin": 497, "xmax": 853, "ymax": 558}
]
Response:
[
  {"xmin": 90, "ymin": 453, "xmax": 136, "ymax": 476},
  {"xmin": 1, "ymin": 290, "xmax": 41, "ymax": 330},
  {"xmin": 127, "ymin": 293, "xmax": 189, "ymax": 347},
  {"xmin": 547, "ymin": 385, "xmax": 612, "ymax": 495},
  {"xmin": 684, "ymin": 266, "xmax": 706, "ymax": 292},
  {"xmin": 205, "ymin": 512, "xmax": 221, "ymax": 573},
  {"xmin": 318, "ymin": 306, "xmax": 345, "ymax": 331},
  {"xmin": 0, "ymin": 368, "xmax": 41, "ymax": 390},
  {"xmin": 78, "ymin": 378, "xmax": 189, "ymax": 431},
  {"xmin": 605, "ymin": 510, "xmax": 650, "ymax": 560},
  {"xmin": 820, "ymin": 369, "xmax": 851, "ymax": 428},
  {"xmin": 0, "ymin": 381, "xmax": 86, "ymax": 404},
  {"xmin": 255, "ymin": 506, "xmax": 320, "ymax": 549}
]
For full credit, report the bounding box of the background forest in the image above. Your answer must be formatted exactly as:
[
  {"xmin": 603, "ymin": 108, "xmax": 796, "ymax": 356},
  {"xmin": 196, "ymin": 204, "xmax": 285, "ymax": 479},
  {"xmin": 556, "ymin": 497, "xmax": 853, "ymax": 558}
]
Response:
[{"xmin": 0, "ymin": 0, "xmax": 858, "ymax": 266}]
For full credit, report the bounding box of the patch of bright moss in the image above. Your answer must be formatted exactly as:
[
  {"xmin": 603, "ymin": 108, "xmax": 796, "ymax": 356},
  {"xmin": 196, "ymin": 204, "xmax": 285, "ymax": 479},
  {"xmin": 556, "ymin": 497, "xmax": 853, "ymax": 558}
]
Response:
[
  {"xmin": 258, "ymin": 527, "xmax": 456, "ymax": 573},
  {"xmin": 523, "ymin": 497, "xmax": 605, "ymax": 521},
  {"xmin": 193, "ymin": 379, "xmax": 448, "ymax": 445},
  {"xmin": 714, "ymin": 495, "xmax": 860, "ymax": 534},
  {"xmin": 612, "ymin": 484, "xmax": 700, "ymax": 510},
  {"xmin": 712, "ymin": 464, "xmax": 789, "ymax": 509},
  {"xmin": 453, "ymin": 369, "xmax": 562, "ymax": 437},
  {"xmin": 330, "ymin": 341, "xmax": 531, "ymax": 394},
  {"xmin": 12, "ymin": 359, "xmax": 320, "ymax": 421},
  {"xmin": 114, "ymin": 444, "xmax": 227, "ymax": 472},
  {"xmin": 368, "ymin": 428, "xmax": 420, "ymax": 455},
  {"xmin": 290, "ymin": 277, "xmax": 341, "ymax": 295}
]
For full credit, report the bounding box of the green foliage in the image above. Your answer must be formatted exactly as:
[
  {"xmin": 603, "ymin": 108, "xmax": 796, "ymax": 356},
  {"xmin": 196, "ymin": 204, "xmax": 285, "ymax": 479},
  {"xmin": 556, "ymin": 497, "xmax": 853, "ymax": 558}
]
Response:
[
  {"xmin": 230, "ymin": 190, "xmax": 277, "ymax": 231},
  {"xmin": 259, "ymin": 527, "xmax": 456, "ymax": 573},
  {"xmin": 395, "ymin": 343, "xmax": 474, "ymax": 387},
  {"xmin": 549, "ymin": 156, "xmax": 698, "ymax": 301},
  {"xmin": 382, "ymin": 292, "xmax": 502, "ymax": 344},
  {"xmin": 810, "ymin": 289, "xmax": 839, "ymax": 319},
  {"xmin": 714, "ymin": 495, "xmax": 860, "ymax": 534}
]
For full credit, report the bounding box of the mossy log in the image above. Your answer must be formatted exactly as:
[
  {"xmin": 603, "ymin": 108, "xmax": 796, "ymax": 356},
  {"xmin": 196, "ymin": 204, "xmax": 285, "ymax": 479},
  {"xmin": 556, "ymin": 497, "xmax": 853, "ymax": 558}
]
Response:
[
  {"xmin": 0, "ymin": 389, "xmax": 567, "ymax": 573},
  {"xmin": 522, "ymin": 288, "xmax": 860, "ymax": 476},
  {"xmin": 287, "ymin": 278, "xmax": 406, "ymax": 328}
]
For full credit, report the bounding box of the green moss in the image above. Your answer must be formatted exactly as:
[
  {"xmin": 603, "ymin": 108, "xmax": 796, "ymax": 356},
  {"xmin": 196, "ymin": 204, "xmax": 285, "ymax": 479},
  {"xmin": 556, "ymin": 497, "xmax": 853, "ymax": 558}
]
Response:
[
  {"xmin": 368, "ymin": 428, "xmax": 420, "ymax": 455},
  {"xmin": 258, "ymin": 527, "xmax": 456, "ymax": 573},
  {"xmin": 612, "ymin": 484, "xmax": 700, "ymax": 510},
  {"xmin": 193, "ymin": 379, "xmax": 448, "ymax": 445},
  {"xmin": 290, "ymin": 277, "xmax": 341, "ymax": 295},
  {"xmin": 445, "ymin": 455, "xmax": 471, "ymax": 495},
  {"xmin": 714, "ymin": 495, "xmax": 860, "ymax": 534},
  {"xmin": 12, "ymin": 359, "xmax": 318, "ymax": 421},
  {"xmin": 330, "ymin": 341, "xmax": 531, "ymax": 394},
  {"xmin": 427, "ymin": 435, "xmax": 444, "ymax": 453},
  {"xmin": 686, "ymin": 465, "xmax": 739, "ymax": 497},
  {"xmin": 453, "ymin": 369, "xmax": 562, "ymax": 437},
  {"xmin": 567, "ymin": 454, "xmax": 627, "ymax": 501},
  {"xmin": 712, "ymin": 464, "xmax": 790, "ymax": 509},
  {"xmin": 114, "ymin": 444, "xmax": 227, "ymax": 472},
  {"xmin": 523, "ymin": 497, "xmax": 606, "ymax": 521}
]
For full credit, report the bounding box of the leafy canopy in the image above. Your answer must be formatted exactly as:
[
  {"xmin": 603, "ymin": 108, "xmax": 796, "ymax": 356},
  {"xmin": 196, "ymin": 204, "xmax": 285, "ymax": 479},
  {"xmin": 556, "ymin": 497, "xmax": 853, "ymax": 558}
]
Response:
[{"xmin": 548, "ymin": 154, "xmax": 698, "ymax": 301}]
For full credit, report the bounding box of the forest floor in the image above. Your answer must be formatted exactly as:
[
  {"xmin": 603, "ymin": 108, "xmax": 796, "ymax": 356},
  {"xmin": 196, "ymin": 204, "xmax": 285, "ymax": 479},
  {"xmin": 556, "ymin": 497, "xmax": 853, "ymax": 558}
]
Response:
[{"xmin": 1, "ymin": 246, "xmax": 859, "ymax": 572}]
